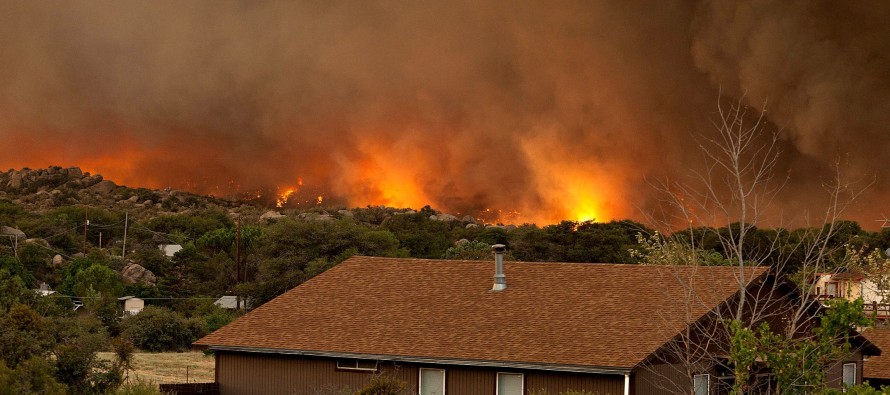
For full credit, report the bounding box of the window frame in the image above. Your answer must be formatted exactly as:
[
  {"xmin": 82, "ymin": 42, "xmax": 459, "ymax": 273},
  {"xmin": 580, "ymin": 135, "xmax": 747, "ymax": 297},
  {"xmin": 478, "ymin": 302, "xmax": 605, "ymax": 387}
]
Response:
[
  {"xmin": 335, "ymin": 359, "xmax": 378, "ymax": 372},
  {"xmin": 419, "ymin": 368, "xmax": 446, "ymax": 395},
  {"xmin": 693, "ymin": 373, "xmax": 711, "ymax": 395},
  {"xmin": 842, "ymin": 362, "xmax": 857, "ymax": 389},
  {"xmin": 495, "ymin": 372, "xmax": 524, "ymax": 395}
]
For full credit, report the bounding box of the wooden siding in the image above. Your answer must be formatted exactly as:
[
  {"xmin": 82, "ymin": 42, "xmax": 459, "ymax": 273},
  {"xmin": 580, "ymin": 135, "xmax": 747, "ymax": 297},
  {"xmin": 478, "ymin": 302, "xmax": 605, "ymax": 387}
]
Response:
[
  {"xmin": 525, "ymin": 370, "xmax": 624, "ymax": 394},
  {"xmin": 215, "ymin": 351, "xmax": 625, "ymax": 395},
  {"xmin": 633, "ymin": 362, "xmax": 691, "ymax": 395},
  {"xmin": 826, "ymin": 351, "xmax": 863, "ymax": 389}
]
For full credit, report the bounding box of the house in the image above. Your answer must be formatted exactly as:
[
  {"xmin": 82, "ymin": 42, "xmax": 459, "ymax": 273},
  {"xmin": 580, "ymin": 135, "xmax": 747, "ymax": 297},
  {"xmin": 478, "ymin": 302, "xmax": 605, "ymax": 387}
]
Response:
[
  {"xmin": 34, "ymin": 282, "xmax": 55, "ymax": 296},
  {"xmin": 214, "ymin": 295, "xmax": 249, "ymax": 310},
  {"xmin": 159, "ymin": 244, "xmax": 183, "ymax": 257},
  {"xmin": 812, "ymin": 272, "xmax": 890, "ymax": 318},
  {"xmin": 118, "ymin": 296, "xmax": 144, "ymax": 316},
  {"xmin": 195, "ymin": 252, "xmax": 876, "ymax": 395}
]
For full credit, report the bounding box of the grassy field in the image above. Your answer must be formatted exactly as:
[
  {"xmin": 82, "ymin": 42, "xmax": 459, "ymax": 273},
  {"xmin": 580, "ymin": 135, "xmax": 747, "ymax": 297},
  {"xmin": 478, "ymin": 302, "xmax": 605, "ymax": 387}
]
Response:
[{"xmin": 97, "ymin": 352, "xmax": 215, "ymax": 384}]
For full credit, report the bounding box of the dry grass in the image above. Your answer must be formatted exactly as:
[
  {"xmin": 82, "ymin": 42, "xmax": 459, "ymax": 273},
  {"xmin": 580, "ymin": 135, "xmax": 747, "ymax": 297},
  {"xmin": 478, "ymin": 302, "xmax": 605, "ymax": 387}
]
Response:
[{"xmin": 97, "ymin": 351, "xmax": 215, "ymax": 384}]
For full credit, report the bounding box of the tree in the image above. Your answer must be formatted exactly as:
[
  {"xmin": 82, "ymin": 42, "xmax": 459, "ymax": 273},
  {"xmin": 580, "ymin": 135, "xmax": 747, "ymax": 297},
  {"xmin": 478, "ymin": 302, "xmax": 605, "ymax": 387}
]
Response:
[
  {"xmin": 72, "ymin": 263, "xmax": 122, "ymax": 297},
  {"xmin": 640, "ymin": 97, "xmax": 875, "ymax": 394},
  {"xmin": 120, "ymin": 306, "xmax": 200, "ymax": 352},
  {"xmin": 0, "ymin": 357, "xmax": 67, "ymax": 395},
  {"xmin": 382, "ymin": 212, "xmax": 453, "ymax": 258},
  {"xmin": 244, "ymin": 218, "xmax": 404, "ymax": 305}
]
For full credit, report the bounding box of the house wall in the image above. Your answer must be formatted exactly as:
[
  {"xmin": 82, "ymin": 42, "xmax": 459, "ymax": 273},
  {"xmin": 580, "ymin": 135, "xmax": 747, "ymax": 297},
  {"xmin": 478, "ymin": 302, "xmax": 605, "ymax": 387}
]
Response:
[
  {"xmin": 215, "ymin": 351, "xmax": 626, "ymax": 395},
  {"xmin": 123, "ymin": 298, "xmax": 144, "ymax": 313},
  {"xmin": 633, "ymin": 361, "xmax": 692, "ymax": 395},
  {"xmin": 861, "ymin": 280, "xmax": 887, "ymax": 304},
  {"xmin": 825, "ymin": 351, "xmax": 863, "ymax": 389}
]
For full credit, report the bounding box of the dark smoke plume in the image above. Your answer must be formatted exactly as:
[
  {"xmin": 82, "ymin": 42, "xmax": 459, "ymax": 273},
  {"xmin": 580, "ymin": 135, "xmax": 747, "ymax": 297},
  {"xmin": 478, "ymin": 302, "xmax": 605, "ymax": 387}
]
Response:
[{"xmin": 1, "ymin": 1, "xmax": 887, "ymax": 226}]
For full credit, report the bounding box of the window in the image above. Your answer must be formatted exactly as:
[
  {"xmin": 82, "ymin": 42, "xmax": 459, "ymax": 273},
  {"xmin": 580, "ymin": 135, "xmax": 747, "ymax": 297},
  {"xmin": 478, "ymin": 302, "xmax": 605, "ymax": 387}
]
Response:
[
  {"xmin": 843, "ymin": 363, "xmax": 857, "ymax": 388},
  {"xmin": 419, "ymin": 368, "xmax": 445, "ymax": 395},
  {"xmin": 826, "ymin": 282, "xmax": 838, "ymax": 297},
  {"xmin": 693, "ymin": 374, "xmax": 710, "ymax": 395},
  {"xmin": 336, "ymin": 359, "xmax": 378, "ymax": 372},
  {"xmin": 496, "ymin": 373, "xmax": 523, "ymax": 395}
]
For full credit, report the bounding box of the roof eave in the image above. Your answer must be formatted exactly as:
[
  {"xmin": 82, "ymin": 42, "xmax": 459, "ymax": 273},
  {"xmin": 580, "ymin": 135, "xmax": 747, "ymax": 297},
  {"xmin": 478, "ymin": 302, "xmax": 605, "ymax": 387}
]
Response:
[{"xmin": 204, "ymin": 345, "xmax": 633, "ymax": 375}]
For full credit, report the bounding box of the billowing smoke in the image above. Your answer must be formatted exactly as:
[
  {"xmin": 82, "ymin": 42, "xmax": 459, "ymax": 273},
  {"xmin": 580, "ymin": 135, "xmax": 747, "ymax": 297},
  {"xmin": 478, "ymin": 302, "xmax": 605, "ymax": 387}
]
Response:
[{"xmin": 0, "ymin": 1, "xmax": 887, "ymax": 226}]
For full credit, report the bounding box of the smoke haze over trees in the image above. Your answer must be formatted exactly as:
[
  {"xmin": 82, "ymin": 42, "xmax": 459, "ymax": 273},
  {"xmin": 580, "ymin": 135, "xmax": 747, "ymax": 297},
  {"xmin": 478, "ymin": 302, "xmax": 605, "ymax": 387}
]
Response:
[{"xmin": 1, "ymin": 1, "xmax": 888, "ymax": 225}]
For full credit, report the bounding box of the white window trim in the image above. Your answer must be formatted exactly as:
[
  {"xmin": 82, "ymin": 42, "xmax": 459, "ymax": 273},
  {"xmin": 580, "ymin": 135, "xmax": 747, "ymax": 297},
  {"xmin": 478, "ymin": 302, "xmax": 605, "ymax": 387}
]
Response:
[
  {"xmin": 419, "ymin": 368, "xmax": 445, "ymax": 395},
  {"xmin": 693, "ymin": 373, "xmax": 711, "ymax": 395},
  {"xmin": 843, "ymin": 362, "xmax": 857, "ymax": 389},
  {"xmin": 496, "ymin": 372, "xmax": 524, "ymax": 395},
  {"xmin": 335, "ymin": 359, "xmax": 378, "ymax": 372}
]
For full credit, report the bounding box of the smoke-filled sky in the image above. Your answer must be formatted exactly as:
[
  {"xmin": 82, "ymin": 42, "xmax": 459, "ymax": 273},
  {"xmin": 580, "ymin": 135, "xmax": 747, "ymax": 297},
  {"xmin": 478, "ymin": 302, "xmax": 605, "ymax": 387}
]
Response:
[{"xmin": 1, "ymin": 1, "xmax": 888, "ymax": 227}]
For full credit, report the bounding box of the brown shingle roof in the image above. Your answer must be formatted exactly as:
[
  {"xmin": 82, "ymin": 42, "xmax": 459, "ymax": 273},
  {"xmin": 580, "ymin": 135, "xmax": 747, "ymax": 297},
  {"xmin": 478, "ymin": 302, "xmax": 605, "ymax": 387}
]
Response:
[
  {"xmin": 864, "ymin": 328, "xmax": 890, "ymax": 379},
  {"xmin": 195, "ymin": 256, "xmax": 767, "ymax": 369}
]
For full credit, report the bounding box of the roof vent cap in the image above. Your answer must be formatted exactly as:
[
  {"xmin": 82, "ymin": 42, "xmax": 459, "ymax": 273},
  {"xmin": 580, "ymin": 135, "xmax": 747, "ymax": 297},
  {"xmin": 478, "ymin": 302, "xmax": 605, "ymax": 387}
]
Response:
[{"xmin": 492, "ymin": 244, "xmax": 507, "ymax": 291}]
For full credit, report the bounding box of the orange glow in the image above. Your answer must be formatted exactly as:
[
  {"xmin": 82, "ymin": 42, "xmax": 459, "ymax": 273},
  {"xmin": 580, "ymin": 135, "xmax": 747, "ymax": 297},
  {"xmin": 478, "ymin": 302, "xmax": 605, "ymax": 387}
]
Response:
[
  {"xmin": 332, "ymin": 137, "xmax": 432, "ymax": 210},
  {"xmin": 0, "ymin": 128, "xmax": 623, "ymax": 225},
  {"xmin": 518, "ymin": 133, "xmax": 623, "ymax": 225}
]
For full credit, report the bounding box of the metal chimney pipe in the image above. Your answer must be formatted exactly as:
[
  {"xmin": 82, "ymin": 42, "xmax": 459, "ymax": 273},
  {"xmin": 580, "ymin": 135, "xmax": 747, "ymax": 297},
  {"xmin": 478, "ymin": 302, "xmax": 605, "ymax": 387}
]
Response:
[{"xmin": 492, "ymin": 244, "xmax": 507, "ymax": 291}]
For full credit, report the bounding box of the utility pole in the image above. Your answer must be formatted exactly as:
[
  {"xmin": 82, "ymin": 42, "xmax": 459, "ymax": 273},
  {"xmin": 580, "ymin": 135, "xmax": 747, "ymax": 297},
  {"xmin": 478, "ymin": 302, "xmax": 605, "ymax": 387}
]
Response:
[
  {"xmin": 236, "ymin": 217, "xmax": 242, "ymax": 310},
  {"xmin": 121, "ymin": 211, "xmax": 128, "ymax": 258},
  {"xmin": 83, "ymin": 208, "xmax": 89, "ymax": 254},
  {"xmin": 99, "ymin": 232, "xmax": 102, "ymax": 249}
]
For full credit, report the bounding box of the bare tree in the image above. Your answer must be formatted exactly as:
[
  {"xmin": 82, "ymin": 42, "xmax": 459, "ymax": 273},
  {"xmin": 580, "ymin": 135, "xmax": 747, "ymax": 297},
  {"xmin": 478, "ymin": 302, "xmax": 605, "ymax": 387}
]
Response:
[{"xmin": 637, "ymin": 96, "xmax": 875, "ymax": 394}]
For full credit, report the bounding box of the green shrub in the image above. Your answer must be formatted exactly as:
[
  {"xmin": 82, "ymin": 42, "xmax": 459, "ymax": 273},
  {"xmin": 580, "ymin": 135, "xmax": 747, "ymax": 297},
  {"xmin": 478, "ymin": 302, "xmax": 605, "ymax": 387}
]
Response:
[
  {"xmin": 355, "ymin": 374, "xmax": 408, "ymax": 395},
  {"xmin": 110, "ymin": 378, "xmax": 166, "ymax": 395},
  {"xmin": 121, "ymin": 307, "xmax": 197, "ymax": 352},
  {"xmin": 0, "ymin": 357, "xmax": 67, "ymax": 395}
]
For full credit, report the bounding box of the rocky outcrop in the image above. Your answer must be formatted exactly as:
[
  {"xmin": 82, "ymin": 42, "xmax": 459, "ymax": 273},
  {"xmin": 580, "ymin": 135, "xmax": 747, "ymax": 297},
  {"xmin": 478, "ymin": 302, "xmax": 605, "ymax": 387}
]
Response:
[
  {"xmin": 120, "ymin": 263, "xmax": 157, "ymax": 286},
  {"xmin": 0, "ymin": 166, "xmax": 239, "ymax": 214}
]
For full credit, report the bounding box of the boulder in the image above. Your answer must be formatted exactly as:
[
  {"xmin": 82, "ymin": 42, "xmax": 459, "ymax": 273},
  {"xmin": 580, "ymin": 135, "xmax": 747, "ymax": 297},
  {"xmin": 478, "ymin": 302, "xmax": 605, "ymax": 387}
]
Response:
[
  {"xmin": 120, "ymin": 263, "xmax": 157, "ymax": 285},
  {"xmin": 25, "ymin": 238, "xmax": 50, "ymax": 248},
  {"xmin": 462, "ymin": 215, "xmax": 476, "ymax": 224},
  {"xmin": 260, "ymin": 211, "xmax": 285, "ymax": 221},
  {"xmin": 89, "ymin": 180, "xmax": 117, "ymax": 194},
  {"xmin": 6, "ymin": 172, "xmax": 23, "ymax": 190},
  {"xmin": 431, "ymin": 213, "xmax": 458, "ymax": 222},
  {"xmin": 0, "ymin": 226, "xmax": 26, "ymax": 239},
  {"xmin": 466, "ymin": 223, "xmax": 480, "ymax": 229},
  {"xmin": 338, "ymin": 209, "xmax": 354, "ymax": 218},
  {"xmin": 66, "ymin": 167, "xmax": 83, "ymax": 178},
  {"xmin": 52, "ymin": 255, "xmax": 64, "ymax": 266}
]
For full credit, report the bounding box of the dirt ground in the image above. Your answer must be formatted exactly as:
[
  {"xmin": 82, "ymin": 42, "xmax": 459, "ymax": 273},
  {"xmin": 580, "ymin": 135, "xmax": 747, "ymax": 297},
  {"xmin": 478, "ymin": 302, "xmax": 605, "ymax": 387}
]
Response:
[{"xmin": 97, "ymin": 351, "xmax": 215, "ymax": 384}]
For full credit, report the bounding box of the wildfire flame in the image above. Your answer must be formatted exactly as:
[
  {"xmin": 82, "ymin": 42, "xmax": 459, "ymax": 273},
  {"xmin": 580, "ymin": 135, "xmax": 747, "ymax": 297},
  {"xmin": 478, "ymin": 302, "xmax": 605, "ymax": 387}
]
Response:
[{"xmin": 276, "ymin": 189, "xmax": 296, "ymax": 208}]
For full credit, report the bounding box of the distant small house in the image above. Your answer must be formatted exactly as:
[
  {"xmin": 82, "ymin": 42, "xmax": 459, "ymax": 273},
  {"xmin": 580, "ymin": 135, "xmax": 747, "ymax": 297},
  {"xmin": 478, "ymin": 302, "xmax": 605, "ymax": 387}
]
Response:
[
  {"xmin": 118, "ymin": 296, "xmax": 145, "ymax": 316},
  {"xmin": 158, "ymin": 244, "xmax": 183, "ymax": 257},
  {"xmin": 812, "ymin": 272, "xmax": 890, "ymax": 318},
  {"xmin": 34, "ymin": 282, "xmax": 56, "ymax": 297},
  {"xmin": 214, "ymin": 295, "xmax": 249, "ymax": 310}
]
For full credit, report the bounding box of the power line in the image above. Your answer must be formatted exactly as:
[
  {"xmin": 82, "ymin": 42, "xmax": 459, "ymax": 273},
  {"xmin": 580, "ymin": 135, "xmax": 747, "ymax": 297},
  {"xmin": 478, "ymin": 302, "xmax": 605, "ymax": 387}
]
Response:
[{"xmin": 43, "ymin": 294, "xmax": 222, "ymax": 300}]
